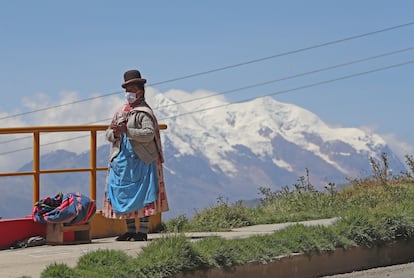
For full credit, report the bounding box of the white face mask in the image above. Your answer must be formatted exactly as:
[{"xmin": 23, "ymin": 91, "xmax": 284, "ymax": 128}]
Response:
[{"xmin": 125, "ymin": 92, "xmax": 137, "ymax": 103}]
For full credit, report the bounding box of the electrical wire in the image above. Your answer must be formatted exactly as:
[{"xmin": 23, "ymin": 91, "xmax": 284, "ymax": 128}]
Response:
[
  {"xmin": 154, "ymin": 46, "xmax": 414, "ymax": 110},
  {"xmin": 158, "ymin": 60, "xmax": 414, "ymax": 121},
  {"xmin": 1, "ymin": 60, "xmax": 412, "ymax": 156},
  {"xmin": 0, "ymin": 135, "xmax": 91, "ymax": 156},
  {"xmin": 149, "ymin": 22, "xmax": 414, "ymax": 86},
  {"xmin": 0, "ymin": 21, "xmax": 413, "ymax": 121},
  {"xmin": 1, "ymin": 46, "xmax": 412, "ymax": 146}
]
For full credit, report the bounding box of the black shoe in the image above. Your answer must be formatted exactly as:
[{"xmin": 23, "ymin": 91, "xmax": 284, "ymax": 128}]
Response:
[
  {"xmin": 130, "ymin": 232, "xmax": 148, "ymax": 241},
  {"xmin": 115, "ymin": 232, "xmax": 134, "ymax": 241}
]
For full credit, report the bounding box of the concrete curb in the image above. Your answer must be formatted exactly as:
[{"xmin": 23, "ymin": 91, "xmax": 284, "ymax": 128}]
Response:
[{"xmin": 177, "ymin": 240, "xmax": 414, "ymax": 278}]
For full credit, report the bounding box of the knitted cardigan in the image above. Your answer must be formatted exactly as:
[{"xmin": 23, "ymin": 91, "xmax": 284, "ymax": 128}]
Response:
[{"xmin": 106, "ymin": 102, "xmax": 163, "ymax": 164}]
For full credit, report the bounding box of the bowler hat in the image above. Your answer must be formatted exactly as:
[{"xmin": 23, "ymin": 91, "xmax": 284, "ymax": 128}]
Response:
[{"xmin": 122, "ymin": 70, "xmax": 147, "ymax": 88}]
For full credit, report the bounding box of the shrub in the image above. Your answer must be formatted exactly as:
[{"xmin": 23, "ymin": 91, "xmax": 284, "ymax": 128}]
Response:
[
  {"xmin": 41, "ymin": 263, "xmax": 75, "ymax": 278},
  {"xmin": 76, "ymin": 249, "xmax": 134, "ymax": 277},
  {"xmin": 190, "ymin": 196, "xmax": 252, "ymax": 231},
  {"xmin": 134, "ymin": 235, "xmax": 206, "ymax": 278}
]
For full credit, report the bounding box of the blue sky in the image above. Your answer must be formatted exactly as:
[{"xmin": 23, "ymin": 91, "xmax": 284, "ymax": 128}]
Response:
[{"xmin": 0, "ymin": 1, "xmax": 413, "ymax": 166}]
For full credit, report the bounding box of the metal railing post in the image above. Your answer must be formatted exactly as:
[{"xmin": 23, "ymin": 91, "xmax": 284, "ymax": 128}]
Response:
[
  {"xmin": 33, "ymin": 131, "xmax": 40, "ymax": 204},
  {"xmin": 90, "ymin": 130, "xmax": 97, "ymax": 201}
]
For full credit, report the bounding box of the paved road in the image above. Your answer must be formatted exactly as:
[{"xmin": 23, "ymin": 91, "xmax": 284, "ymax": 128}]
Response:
[{"xmin": 323, "ymin": 262, "xmax": 414, "ymax": 278}]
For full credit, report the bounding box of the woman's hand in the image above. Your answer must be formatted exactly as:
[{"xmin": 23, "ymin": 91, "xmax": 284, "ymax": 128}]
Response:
[{"xmin": 112, "ymin": 122, "xmax": 127, "ymax": 137}]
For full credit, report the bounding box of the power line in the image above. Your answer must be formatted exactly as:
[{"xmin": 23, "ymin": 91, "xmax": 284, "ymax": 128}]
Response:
[
  {"xmin": 149, "ymin": 21, "xmax": 414, "ymax": 86},
  {"xmin": 0, "ymin": 134, "xmax": 93, "ymax": 156},
  {"xmin": 158, "ymin": 60, "xmax": 414, "ymax": 121},
  {"xmin": 0, "ymin": 93, "xmax": 117, "ymax": 121},
  {"xmin": 1, "ymin": 46, "xmax": 412, "ymax": 146},
  {"xmin": 154, "ymin": 46, "xmax": 414, "ymax": 110},
  {"xmin": 82, "ymin": 46, "xmax": 414, "ymax": 123},
  {"xmin": 0, "ymin": 21, "xmax": 413, "ymax": 122},
  {"xmin": 1, "ymin": 60, "xmax": 412, "ymax": 156}
]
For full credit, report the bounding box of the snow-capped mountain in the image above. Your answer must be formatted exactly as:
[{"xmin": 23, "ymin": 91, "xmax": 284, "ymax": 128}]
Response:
[
  {"xmin": 149, "ymin": 90, "xmax": 406, "ymax": 218},
  {"xmin": 0, "ymin": 91, "xmax": 406, "ymax": 219},
  {"xmin": 159, "ymin": 91, "xmax": 389, "ymax": 176}
]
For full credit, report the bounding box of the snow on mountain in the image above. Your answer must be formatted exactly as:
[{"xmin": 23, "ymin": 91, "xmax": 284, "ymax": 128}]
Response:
[
  {"xmin": 148, "ymin": 89, "xmax": 405, "ymax": 218},
  {"xmin": 154, "ymin": 89, "xmax": 390, "ymax": 177}
]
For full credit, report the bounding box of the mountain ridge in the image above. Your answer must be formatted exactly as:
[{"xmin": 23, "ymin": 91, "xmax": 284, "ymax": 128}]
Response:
[{"xmin": 0, "ymin": 92, "xmax": 406, "ymax": 219}]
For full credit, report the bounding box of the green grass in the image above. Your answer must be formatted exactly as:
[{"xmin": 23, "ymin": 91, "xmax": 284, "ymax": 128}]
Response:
[{"xmin": 39, "ymin": 154, "xmax": 414, "ymax": 278}]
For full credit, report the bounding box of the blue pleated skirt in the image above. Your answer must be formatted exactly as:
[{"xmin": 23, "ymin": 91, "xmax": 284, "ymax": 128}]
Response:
[{"xmin": 106, "ymin": 135, "xmax": 158, "ymax": 214}]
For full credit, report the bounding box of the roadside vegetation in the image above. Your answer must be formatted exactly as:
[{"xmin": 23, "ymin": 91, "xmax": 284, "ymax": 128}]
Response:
[{"xmin": 38, "ymin": 154, "xmax": 414, "ymax": 278}]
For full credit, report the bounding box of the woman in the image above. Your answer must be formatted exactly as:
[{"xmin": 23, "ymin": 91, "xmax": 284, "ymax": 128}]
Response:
[{"xmin": 103, "ymin": 69, "xmax": 169, "ymax": 241}]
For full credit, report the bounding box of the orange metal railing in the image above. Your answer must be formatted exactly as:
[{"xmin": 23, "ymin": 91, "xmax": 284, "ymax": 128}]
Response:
[{"xmin": 0, "ymin": 124, "xmax": 167, "ymax": 204}]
